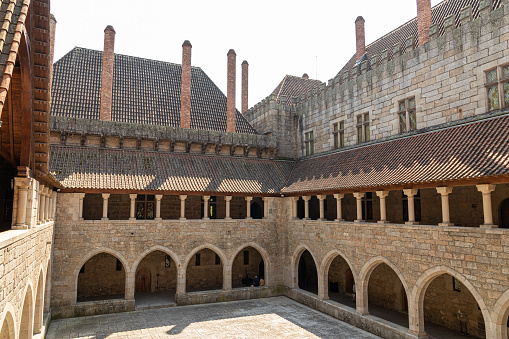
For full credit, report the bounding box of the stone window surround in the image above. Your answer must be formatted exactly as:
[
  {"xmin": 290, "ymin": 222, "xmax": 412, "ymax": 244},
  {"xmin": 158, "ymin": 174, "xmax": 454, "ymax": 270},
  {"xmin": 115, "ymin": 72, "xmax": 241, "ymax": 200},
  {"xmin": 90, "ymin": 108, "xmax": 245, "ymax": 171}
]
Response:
[
  {"xmin": 303, "ymin": 128, "xmax": 315, "ymax": 156},
  {"xmin": 390, "ymin": 90, "xmax": 422, "ymax": 136},
  {"xmin": 476, "ymin": 57, "xmax": 509, "ymax": 113},
  {"xmin": 484, "ymin": 63, "xmax": 509, "ymax": 111},
  {"xmin": 397, "ymin": 96, "xmax": 417, "ymax": 133},
  {"xmin": 331, "ymin": 119, "xmax": 345, "ymax": 150},
  {"xmin": 356, "ymin": 112, "xmax": 370, "ymax": 144}
]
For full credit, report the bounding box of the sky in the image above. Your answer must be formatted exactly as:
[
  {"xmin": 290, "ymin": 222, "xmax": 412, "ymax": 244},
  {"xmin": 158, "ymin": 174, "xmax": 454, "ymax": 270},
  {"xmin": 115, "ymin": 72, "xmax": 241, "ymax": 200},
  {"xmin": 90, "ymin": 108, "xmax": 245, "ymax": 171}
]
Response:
[{"xmin": 50, "ymin": 0, "xmax": 443, "ymax": 110}]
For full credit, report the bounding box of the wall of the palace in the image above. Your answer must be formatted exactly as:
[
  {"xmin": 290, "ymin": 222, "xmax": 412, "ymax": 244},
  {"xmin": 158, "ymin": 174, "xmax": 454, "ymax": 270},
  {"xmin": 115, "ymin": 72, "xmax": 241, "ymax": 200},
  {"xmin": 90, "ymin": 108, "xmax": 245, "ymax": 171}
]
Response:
[
  {"xmin": 0, "ymin": 222, "xmax": 53, "ymax": 338},
  {"xmin": 245, "ymin": 3, "xmax": 509, "ymax": 158}
]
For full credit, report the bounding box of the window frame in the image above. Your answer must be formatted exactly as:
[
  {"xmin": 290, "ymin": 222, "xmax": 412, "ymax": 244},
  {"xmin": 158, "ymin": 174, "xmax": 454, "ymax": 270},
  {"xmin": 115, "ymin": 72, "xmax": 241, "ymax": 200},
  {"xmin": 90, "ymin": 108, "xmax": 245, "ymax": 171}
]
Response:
[
  {"xmin": 356, "ymin": 113, "xmax": 370, "ymax": 144},
  {"xmin": 332, "ymin": 120, "xmax": 345, "ymax": 149},
  {"xmin": 398, "ymin": 97, "xmax": 417, "ymax": 133},
  {"xmin": 485, "ymin": 64, "xmax": 509, "ymax": 111},
  {"xmin": 304, "ymin": 130, "xmax": 315, "ymax": 156},
  {"xmin": 136, "ymin": 194, "xmax": 155, "ymax": 220}
]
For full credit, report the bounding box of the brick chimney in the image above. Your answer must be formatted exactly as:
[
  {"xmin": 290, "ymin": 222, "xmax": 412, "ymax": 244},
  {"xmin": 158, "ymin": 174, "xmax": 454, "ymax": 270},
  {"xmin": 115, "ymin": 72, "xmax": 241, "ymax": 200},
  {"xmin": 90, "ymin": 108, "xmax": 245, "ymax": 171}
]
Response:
[
  {"xmin": 100, "ymin": 25, "xmax": 115, "ymax": 121},
  {"xmin": 416, "ymin": 0, "xmax": 432, "ymax": 46},
  {"xmin": 355, "ymin": 16, "xmax": 365, "ymax": 62},
  {"xmin": 180, "ymin": 40, "xmax": 192, "ymax": 129},
  {"xmin": 48, "ymin": 14, "xmax": 57, "ymax": 98},
  {"xmin": 302, "ymin": 73, "xmax": 309, "ymax": 79},
  {"xmin": 226, "ymin": 49, "xmax": 236, "ymax": 133},
  {"xmin": 241, "ymin": 60, "xmax": 248, "ymax": 114}
]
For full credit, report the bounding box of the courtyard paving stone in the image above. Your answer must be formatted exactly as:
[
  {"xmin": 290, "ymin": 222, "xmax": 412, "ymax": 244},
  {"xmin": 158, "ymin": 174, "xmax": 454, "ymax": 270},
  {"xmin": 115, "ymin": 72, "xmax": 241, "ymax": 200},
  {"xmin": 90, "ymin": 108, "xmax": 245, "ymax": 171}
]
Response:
[{"xmin": 46, "ymin": 297, "xmax": 380, "ymax": 338}]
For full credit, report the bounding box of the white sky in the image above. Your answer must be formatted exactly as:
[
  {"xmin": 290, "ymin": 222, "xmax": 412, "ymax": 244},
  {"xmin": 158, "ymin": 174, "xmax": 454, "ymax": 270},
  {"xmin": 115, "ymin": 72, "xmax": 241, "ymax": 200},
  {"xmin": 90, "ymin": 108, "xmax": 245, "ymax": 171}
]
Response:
[{"xmin": 51, "ymin": 0, "xmax": 443, "ymax": 110}]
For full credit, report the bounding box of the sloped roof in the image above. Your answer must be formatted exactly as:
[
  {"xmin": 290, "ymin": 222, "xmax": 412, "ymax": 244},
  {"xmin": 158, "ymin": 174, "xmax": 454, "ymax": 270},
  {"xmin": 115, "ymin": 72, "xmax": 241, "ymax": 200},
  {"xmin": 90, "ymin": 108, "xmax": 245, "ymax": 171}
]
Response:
[
  {"xmin": 271, "ymin": 75, "xmax": 323, "ymax": 101},
  {"xmin": 283, "ymin": 113, "xmax": 509, "ymax": 194},
  {"xmin": 51, "ymin": 47, "xmax": 257, "ymax": 134},
  {"xmin": 337, "ymin": 0, "xmax": 502, "ymax": 77},
  {"xmin": 50, "ymin": 146, "xmax": 294, "ymax": 194}
]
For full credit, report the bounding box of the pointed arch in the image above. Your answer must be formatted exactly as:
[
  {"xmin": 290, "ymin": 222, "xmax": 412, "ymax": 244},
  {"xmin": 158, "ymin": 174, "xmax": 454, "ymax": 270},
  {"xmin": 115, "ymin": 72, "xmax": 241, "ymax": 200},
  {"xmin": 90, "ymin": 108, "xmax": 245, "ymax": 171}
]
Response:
[
  {"xmin": 183, "ymin": 244, "xmax": 227, "ymax": 269},
  {"xmin": 289, "ymin": 244, "xmax": 320, "ymax": 290},
  {"xmin": 33, "ymin": 266, "xmax": 45, "ymax": 334},
  {"xmin": 410, "ymin": 265, "xmax": 491, "ymax": 338},
  {"xmin": 320, "ymin": 249, "xmax": 357, "ymax": 301},
  {"xmin": 131, "ymin": 245, "xmax": 182, "ymax": 272},
  {"xmin": 19, "ymin": 279, "xmax": 34, "ymax": 339},
  {"xmin": 228, "ymin": 242, "xmax": 272, "ymax": 286},
  {"xmin": 493, "ymin": 288, "xmax": 509, "ymax": 339},
  {"xmin": 0, "ymin": 303, "xmax": 17, "ymax": 339}
]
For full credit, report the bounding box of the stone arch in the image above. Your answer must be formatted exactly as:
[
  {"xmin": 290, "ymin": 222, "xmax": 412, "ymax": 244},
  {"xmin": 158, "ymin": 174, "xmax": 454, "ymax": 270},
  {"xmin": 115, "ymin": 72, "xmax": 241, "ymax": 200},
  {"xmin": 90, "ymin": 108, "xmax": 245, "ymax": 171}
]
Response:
[
  {"xmin": 410, "ymin": 265, "xmax": 491, "ymax": 338},
  {"xmin": 493, "ymin": 288, "xmax": 509, "ymax": 339},
  {"xmin": 43, "ymin": 258, "xmax": 51, "ymax": 313},
  {"xmin": 358, "ymin": 256, "xmax": 410, "ymax": 317},
  {"xmin": 19, "ymin": 279, "xmax": 34, "ymax": 339},
  {"xmin": 229, "ymin": 242, "xmax": 272, "ymax": 287},
  {"xmin": 73, "ymin": 248, "xmax": 129, "ymax": 304},
  {"xmin": 0, "ymin": 303, "xmax": 17, "ymax": 339},
  {"xmin": 320, "ymin": 249, "xmax": 357, "ymax": 301},
  {"xmin": 290, "ymin": 244, "xmax": 320, "ymax": 290},
  {"xmin": 184, "ymin": 244, "xmax": 228, "ymax": 292},
  {"xmin": 131, "ymin": 246, "xmax": 182, "ymax": 273},
  {"xmin": 33, "ymin": 266, "xmax": 45, "ymax": 334}
]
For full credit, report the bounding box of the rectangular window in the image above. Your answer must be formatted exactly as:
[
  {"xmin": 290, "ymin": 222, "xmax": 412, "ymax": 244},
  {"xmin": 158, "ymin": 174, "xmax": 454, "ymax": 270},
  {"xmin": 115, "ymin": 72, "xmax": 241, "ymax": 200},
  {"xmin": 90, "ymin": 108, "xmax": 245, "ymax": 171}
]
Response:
[
  {"xmin": 332, "ymin": 121, "xmax": 345, "ymax": 149},
  {"xmin": 195, "ymin": 253, "xmax": 201, "ymax": 266},
  {"xmin": 165, "ymin": 255, "xmax": 171, "ymax": 268},
  {"xmin": 304, "ymin": 131, "xmax": 314, "ymax": 156},
  {"xmin": 485, "ymin": 65, "xmax": 509, "ymax": 111},
  {"xmin": 361, "ymin": 192, "xmax": 373, "ymax": 221},
  {"xmin": 244, "ymin": 251, "xmax": 249, "ymax": 265},
  {"xmin": 356, "ymin": 113, "xmax": 370, "ymax": 143},
  {"xmin": 452, "ymin": 277, "xmax": 461, "ymax": 292},
  {"xmin": 136, "ymin": 195, "xmax": 155, "ymax": 220},
  {"xmin": 398, "ymin": 97, "xmax": 417, "ymax": 133}
]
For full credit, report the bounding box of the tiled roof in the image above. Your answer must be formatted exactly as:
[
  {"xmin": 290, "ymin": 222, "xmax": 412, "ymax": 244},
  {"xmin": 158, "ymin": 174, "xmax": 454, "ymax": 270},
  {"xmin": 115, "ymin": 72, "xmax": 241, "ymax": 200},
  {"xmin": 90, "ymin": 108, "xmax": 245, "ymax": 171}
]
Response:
[
  {"xmin": 50, "ymin": 47, "xmax": 257, "ymax": 134},
  {"xmin": 271, "ymin": 75, "xmax": 323, "ymax": 101},
  {"xmin": 0, "ymin": 0, "xmax": 29, "ymax": 118},
  {"xmin": 337, "ymin": 0, "xmax": 502, "ymax": 77},
  {"xmin": 50, "ymin": 146, "xmax": 294, "ymax": 194},
  {"xmin": 282, "ymin": 113, "xmax": 509, "ymax": 194}
]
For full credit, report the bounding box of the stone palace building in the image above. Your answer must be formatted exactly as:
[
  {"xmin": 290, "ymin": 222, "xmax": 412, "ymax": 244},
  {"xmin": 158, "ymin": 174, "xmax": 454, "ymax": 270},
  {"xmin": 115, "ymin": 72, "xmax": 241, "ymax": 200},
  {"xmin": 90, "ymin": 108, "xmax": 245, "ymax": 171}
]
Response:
[{"xmin": 1, "ymin": 0, "xmax": 509, "ymax": 338}]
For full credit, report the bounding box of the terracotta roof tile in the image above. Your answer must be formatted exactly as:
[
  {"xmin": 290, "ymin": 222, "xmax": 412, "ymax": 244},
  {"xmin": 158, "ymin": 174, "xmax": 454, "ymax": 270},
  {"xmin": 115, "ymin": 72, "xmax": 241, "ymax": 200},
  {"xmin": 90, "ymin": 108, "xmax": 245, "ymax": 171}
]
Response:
[{"xmin": 271, "ymin": 75, "xmax": 323, "ymax": 101}]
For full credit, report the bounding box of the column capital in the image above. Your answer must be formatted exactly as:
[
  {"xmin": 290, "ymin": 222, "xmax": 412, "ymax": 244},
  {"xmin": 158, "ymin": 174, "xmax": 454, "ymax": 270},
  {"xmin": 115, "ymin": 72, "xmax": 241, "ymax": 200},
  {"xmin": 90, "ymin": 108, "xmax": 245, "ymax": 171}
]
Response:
[
  {"xmin": 203, "ymin": 195, "xmax": 210, "ymax": 201},
  {"xmin": 292, "ymin": 196, "xmax": 300, "ymax": 201},
  {"xmin": 403, "ymin": 188, "xmax": 419, "ymax": 197},
  {"xmin": 376, "ymin": 190, "xmax": 389, "ymax": 198},
  {"xmin": 476, "ymin": 184, "xmax": 496, "ymax": 194},
  {"xmin": 436, "ymin": 187, "xmax": 453, "ymax": 196},
  {"xmin": 245, "ymin": 196, "xmax": 253, "ymax": 202},
  {"xmin": 155, "ymin": 194, "xmax": 163, "ymax": 201},
  {"xmin": 302, "ymin": 196, "xmax": 311, "ymax": 201},
  {"xmin": 179, "ymin": 195, "xmax": 187, "ymax": 200},
  {"xmin": 353, "ymin": 192, "xmax": 365, "ymax": 199},
  {"xmin": 102, "ymin": 193, "xmax": 111, "ymax": 199},
  {"xmin": 317, "ymin": 195, "xmax": 327, "ymax": 200},
  {"xmin": 333, "ymin": 193, "xmax": 344, "ymax": 199},
  {"xmin": 262, "ymin": 196, "xmax": 272, "ymax": 202},
  {"xmin": 224, "ymin": 196, "xmax": 232, "ymax": 201},
  {"xmin": 78, "ymin": 193, "xmax": 86, "ymax": 199},
  {"xmin": 129, "ymin": 194, "xmax": 137, "ymax": 199}
]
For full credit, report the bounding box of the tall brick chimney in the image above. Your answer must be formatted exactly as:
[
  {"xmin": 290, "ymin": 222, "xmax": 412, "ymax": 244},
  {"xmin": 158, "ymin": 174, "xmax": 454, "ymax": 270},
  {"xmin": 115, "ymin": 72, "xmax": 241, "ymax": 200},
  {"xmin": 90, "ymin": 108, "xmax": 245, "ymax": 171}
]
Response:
[
  {"xmin": 100, "ymin": 25, "xmax": 115, "ymax": 121},
  {"xmin": 226, "ymin": 49, "xmax": 236, "ymax": 133},
  {"xmin": 241, "ymin": 60, "xmax": 248, "ymax": 114},
  {"xmin": 416, "ymin": 0, "xmax": 432, "ymax": 46},
  {"xmin": 180, "ymin": 40, "xmax": 192, "ymax": 129},
  {"xmin": 355, "ymin": 16, "xmax": 365, "ymax": 62}
]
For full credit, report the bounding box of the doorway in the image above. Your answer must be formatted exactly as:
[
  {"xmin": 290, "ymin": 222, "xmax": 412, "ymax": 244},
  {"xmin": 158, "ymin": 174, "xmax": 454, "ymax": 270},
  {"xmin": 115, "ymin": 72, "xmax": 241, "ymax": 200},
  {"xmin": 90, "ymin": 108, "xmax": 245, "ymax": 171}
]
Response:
[{"xmin": 136, "ymin": 267, "xmax": 151, "ymax": 292}]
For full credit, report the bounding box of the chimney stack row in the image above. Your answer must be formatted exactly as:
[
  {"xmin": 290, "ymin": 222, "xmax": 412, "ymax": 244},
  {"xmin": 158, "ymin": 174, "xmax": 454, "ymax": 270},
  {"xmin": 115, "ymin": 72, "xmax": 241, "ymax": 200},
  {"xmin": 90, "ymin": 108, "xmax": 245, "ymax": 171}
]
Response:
[
  {"xmin": 242, "ymin": 60, "xmax": 249, "ymax": 114},
  {"xmin": 355, "ymin": 16, "xmax": 365, "ymax": 62},
  {"xmin": 180, "ymin": 40, "xmax": 192, "ymax": 129},
  {"xmin": 416, "ymin": 0, "xmax": 432, "ymax": 46},
  {"xmin": 226, "ymin": 49, "xmax": 236, "ymax": 133},
  {"xmin": 100, "ymin": 25, "xmax": 115, "ymax": 121}
]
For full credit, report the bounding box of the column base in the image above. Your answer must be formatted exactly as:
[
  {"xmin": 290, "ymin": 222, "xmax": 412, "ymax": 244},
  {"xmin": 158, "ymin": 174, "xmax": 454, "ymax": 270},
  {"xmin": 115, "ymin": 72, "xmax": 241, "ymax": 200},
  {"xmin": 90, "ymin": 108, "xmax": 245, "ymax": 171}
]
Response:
[
  {"xmin": 179, "ymin": 218, "xmax": 186, "ymax": 221},
  {"xmin": 101, "ymin": 218, "xmax": 109, "ymax": 221},
  {"xmin": 438, "ymin": 222, "xmax": 454, "ymax": 227},
  {"xmin": 405, "ymin": 221, "xmax": 419, "ymax": 225},
  {"xmin": 129, "ymin": 218, "xmax": 136, "ymax": 221},
  {"xmin": 318, "ymin": 218, "xmax": 325, "ymax": 221},
  {"xmin": 354, "ymin": 219, "xmax": 364, "ymax": 223},
  {"xmin": 303, "ymin": 218, "xmax": 310, "ymax": 221},
  {"xmin": 377, "ymin": 220, "xmax": 390, "ymax": 224},
  {"xmin": 12, "ymin": 225, "xmax": 28, "ymax": 230},
  {"xmin": 79, "ymin": 217, "xmax": 84, "ymax": 221},
  {"xmin": 481, "ymin": 223, "xmax": 498, "ymax": 229},
  {"xmin": 203, "ymin": 218, "xmax": 210, "ymax": 220},
  {"xmin": 334, "ymin": 219, "xmax": 344, "ymax": 222},
  {"xmin": 155, "ymin": 218, "xmax": 162, "ymax": 221},
  {"xmin": 225, "ymin": 217, "xmax": 232, "ymax": 220},
  {"xmin": 246, "ymin": 217, "xmax": 252, "ymax": 220}
]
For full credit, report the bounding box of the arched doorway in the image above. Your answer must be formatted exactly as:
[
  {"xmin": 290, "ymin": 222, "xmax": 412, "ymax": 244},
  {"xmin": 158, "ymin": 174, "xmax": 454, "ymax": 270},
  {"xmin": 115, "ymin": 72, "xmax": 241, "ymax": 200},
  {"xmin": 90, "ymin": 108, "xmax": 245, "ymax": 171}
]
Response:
[
  {"xmin": 19, "ymin": 285, "xmax": 33, "ymax": 339},
  {"xmin": 500, "ymin": 198, "xmax": 509, "ymax": 228},
  {"xmin": 231, "ymin": 246, "xmax": 265, "ymax": 288},
  {"xmin": 134, "ymin": 250, "xmax": 177, "ymax": 308},
  {"xmin": 423, "ymin": 274, "xmax": 485, "ymax": 338},
  {"xmin": 0, "ymin": 310, "xmax": 15, "ymax": 339},
  {"xmin": 77, "ymin": 253, "xmax": 125, "ymax": 302},
  {"xmin": 327, "ymin": 255, "xmax": 355, "ymax": 308},
  {"xmin": 186, "ymin": 248, "xmax": 223, "ymax": 292},
  {"xmin": 298, "ymin": 250, "xmax": 318, "ymax": 294},
  {"xmin": 33, "ymin": 270, "xmax": 44, "ymax": 334},
  {"xmin": 366, "ymin": 263, "xmax": 409, "ymax": 328}
]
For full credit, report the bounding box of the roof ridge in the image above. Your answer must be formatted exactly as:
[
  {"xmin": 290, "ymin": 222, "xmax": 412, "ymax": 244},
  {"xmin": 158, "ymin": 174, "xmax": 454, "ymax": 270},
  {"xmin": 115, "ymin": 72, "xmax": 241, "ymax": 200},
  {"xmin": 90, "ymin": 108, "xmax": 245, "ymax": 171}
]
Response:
[{"xmin": 276, "ymin": 75, "xmax": 288, "ymax": 100}]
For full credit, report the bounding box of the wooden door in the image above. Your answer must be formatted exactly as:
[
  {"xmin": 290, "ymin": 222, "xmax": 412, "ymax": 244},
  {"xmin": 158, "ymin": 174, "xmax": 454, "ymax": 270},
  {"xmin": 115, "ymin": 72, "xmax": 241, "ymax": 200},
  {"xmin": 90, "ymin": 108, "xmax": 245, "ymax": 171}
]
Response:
[
  {"xmin": 346, "ymin": 268, "xmax": 354, "ymax": 294},
  {"xmin": 135, "ymin": 267, "xmax": 151, "ymax": 292}
]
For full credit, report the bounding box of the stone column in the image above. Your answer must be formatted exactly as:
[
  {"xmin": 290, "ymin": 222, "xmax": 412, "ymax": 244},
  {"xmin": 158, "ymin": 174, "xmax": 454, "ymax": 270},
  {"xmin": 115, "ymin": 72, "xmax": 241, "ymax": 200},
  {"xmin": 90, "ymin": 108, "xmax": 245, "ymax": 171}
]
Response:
[
  {"xmin": 129, "ymin": 194, "xmax": 137, "ymax": 220},
  {"xmin": 302, "ymin": 196, "xmax": 311, "ymax": 220},
  {"xmin": 179, "ymin": 195, "xmax": 187, "ymax": 220},
  {"xmin": 376, "ymin": 191, "xmax": 389, "ymax": 223},
  {"xmin": 45, "ymin": 187, "xmax": 51, "ymax": 222},
  {"xmin": 50, "ymin": 191, "xmax": 56, "ymax": 220},
  {"xmin": 225, "ymin": 196, "xmax": 232, "ymax": 219},
  {"xmin": 246, "ymin": 196, "xmax": 253, "ymax": 219},
  {"xmin": 78, "ymin": 193, "xmax": 85, "ymax": 220},
  {"xmin": 436, "ymin": 187, "xmax": 454, "ymax": 226},
  {"xmin": 333, "ymin": 194, "xmax": 344, "ymax": 221},
  {"xmin": 37, "ymin": 188, "xmax": 42, "ymax": 225},
  {"xmin": 13, "ymin": 178, "xmax": 31, "ymax": 229},
  {"xmin": 477, "ymin": 184, "xmax": 496, "ymax": 228},
  {"xmin": 292, "ymin": 197, "xmax": 299, "ymax": 219},
  {"xmin": 176, "ymin": 266, "xmax": 186, "ymax": 296},
  {"xmin": 262, "ymin": 197, "xmax": 270, "ymax": 219},
  {"xmin": 125, "ymin": 271, "xmax": 135, "ymax": 301},
  {"xmin": 223, "ymin": 264, "xmax": 232, "ymax": 291},
  {"xmin": 39, "ymin": 185, "xmax": 46, "ymax": 223},
  {"xmin": 155, "ymin": 194, "xmax": 163, "ymax": 220},
  {"xmin": 101, "ymin": 193, "xmax": 110, "ymax": 220},
  {"xmin": 203, "ymin": 195, "xmax": 210, "ymax": 220},
  {"xmin": 403, "ymin": 189, "xmax": 419, "ymax": 225},
  {"xmin": 317, "ymin": 195, "xmax": 326, "ymax": 221},
  {"xmin": 353, "ymin": 192, "xmax": 365, "ymax": 222}
]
